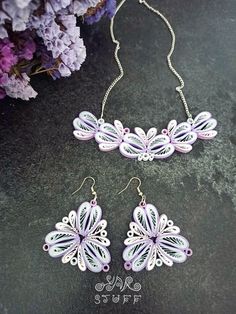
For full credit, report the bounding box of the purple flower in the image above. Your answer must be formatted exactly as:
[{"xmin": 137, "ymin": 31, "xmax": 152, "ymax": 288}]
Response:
[
  {"xmin": 58, "ymin": 63, "xmax": 71, "ymax": 77},
  {"xmin": 31, "ymin": 12, "xmax": 86, "ymax": 77},
  {"xmin": 1, "ymin": 0, "xmax": 40, "ymax": 35},
  {"xmin": 34, "ymin": 39, "xmax": 60, "ymax": 79},
  {"xmin": 15, "ymin": 31, "xmax": 36, "ymax": 60},
  {"xmin": 3, "ymin": 73, "xmax": 37, "ymax": 100},
  {"xmin": 0, "ymin": 38, "xmax": 18, "ymax": 72},
  {"xmin": 69, "ymin": 0, "xmax": 101, "ymax": 16},
  {"xmin": 0, "ymin": 25, "xmax": 8, "ymax": 39},
  {"xmin": 0, "ymin": 0, "xmax": 116, "ymax": 100},
  {"xmin": 49, "ymin": 0, "xmax": 71, "ymax": 12},
  {"xmin": 85, "ymin": 0, "xmax": 116, "ymax": 25},
  {"xmin": 0, "ymin": 72, "xmax": 8, "ymax": 85}
]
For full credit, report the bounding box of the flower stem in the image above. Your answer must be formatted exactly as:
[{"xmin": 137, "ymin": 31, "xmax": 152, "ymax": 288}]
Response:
[{"xmin": 31, "ymin": 67, "xmax": 58, "ymax": 75}]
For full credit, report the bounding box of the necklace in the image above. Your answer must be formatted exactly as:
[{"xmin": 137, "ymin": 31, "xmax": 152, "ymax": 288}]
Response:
[{"xmin": 73, "ymin": 0, "xmax": 217, "ymax": 161}]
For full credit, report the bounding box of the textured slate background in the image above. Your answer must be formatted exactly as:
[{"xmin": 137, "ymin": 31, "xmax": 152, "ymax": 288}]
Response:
[{"xmin": 1, "ymin": 0, "xmax": 236, "ymax": 313}]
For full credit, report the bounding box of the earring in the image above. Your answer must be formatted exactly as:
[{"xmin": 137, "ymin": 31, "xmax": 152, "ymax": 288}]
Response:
[
  {"xmin": 118, "ymin": 177, "xmax": 192, "ymax": 272},
  {"xmin": 43, "ymin": 177, "xmax": 111, "ymax": 273}
]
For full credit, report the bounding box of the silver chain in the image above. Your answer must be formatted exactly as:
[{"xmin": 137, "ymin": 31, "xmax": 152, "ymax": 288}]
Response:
[{"xmin": 100, "ymin": 0, "xmax": 193, "ymax": 120}]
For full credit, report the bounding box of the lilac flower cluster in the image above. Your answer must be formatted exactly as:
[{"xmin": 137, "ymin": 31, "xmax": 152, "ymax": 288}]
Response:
[
  {"xmin": 85, "ymin": 0, "xmax": 116, "ymax": 24},
  {"xmin": 0, "ymin": 33, "xmax": 37, "ymax": 99},
  {"xmin": 0, "ymin": 0, "xmax": 116, "ymax": 101}
]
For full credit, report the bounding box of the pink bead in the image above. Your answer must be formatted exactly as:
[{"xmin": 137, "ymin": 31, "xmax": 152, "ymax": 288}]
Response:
[
  {"xmin": 161, "ymin": 128, "xmax": 168, "ymax": 135},
  {"xmin": 124, "ymin": 261, "xmax": 132, "ymax": 270},
  {"xmin": 103, "ymin": 264, "xmax": 110, "ymax": 272},
  {"xmin": 90, "ymin": 199, "xmax": 97, "ymax": 206},
  {"xmin": 185, "ymin": 248, "xmax": 193, "ymax": 256}
]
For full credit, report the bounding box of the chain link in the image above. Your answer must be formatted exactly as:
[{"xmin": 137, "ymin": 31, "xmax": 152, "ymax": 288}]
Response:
[{"xmin": 100, "ymin": 0, "xmax": 192, "ymax": 119}]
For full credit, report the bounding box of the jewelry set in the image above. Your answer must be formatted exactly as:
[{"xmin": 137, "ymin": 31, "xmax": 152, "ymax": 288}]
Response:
[{"xmin": 43, "ymin": 0, "xmax": 217, "ymax": 272}]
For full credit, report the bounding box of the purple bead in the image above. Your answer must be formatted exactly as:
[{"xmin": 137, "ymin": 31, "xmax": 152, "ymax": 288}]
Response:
[
  {"xmin": 90, "ymin": 199, "xmax": 97, "ymax": 206},
  {"xmin": 124, "ymin": 261, "xmax": 132, "ymax": 271},
  {"xmin": 103, "ymin": 264, "xmax": 110, "ymax": 272}
]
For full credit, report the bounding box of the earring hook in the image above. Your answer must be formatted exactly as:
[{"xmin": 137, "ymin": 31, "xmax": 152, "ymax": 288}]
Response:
[
  {"xmin": 118, "ymin": 177, "xmax": 146, "ymax": 203},
  {"xmin": 72, "ymin": 176, "xmax": 97, "ymax": 201}
]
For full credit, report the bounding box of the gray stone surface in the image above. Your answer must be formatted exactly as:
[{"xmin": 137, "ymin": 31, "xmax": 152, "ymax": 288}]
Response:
[{"xmin": 0, "ymin": 0, "xmax": 236, "ymax": 313}]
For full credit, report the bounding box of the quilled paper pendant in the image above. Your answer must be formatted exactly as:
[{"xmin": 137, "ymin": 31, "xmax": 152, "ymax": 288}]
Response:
[
  {"xmin": 73, "ymin": 111, "xmax": 217, "ymax": 161},
  {"xmin": 43, "ymin": 200, "xmax": 111, "ymax": 273},
  {"xmin": 123, "ymin": 201, "xmax": 192, "ymax": 272}
]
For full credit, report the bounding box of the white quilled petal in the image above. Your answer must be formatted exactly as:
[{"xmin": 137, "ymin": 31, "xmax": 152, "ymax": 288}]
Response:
[
  {"xmin": 61, "ymin": 243, "xmax": 78, "ymax": 263},
  {"xmin": 88, "ymin": 235, "xmax": 110, "ymax": 247},
  {"xmin": 124, "ymin": 236, "xmax": 147, "ymax": 246},
  {"xmin": 123, "ymin": 133, "xmax": 146, "ymax": 149},
  {"xmin": 129, "ymin": 221, "xmax": 147, "ymax": 236},
  {"xmin": 132, "ymin": 242, "xmax": 153, "ymax": 272},
  {"xmin": 171, "ymin": 132, "xmax": 197, "ymax": 145},
  {"xmin": 174, "ymin": 143, "xmax": 193, "ymax": 153},
  {"xmin": 171, "ymin": 122, "xmax": 191, "ymax": 138},
  {"xmin": 73, "ymin": 129, "xmax": 95, "ymax": 141},
  {"xmin": 114, "ymin": 120, "xmax": 125, "ymax": 136},
  {"xmin": 88, "ymin": 219, "xmax": 107, "ymax": 236},
  {"xmin": 85, "ymin": 240, "xmax": 111, "ymax": 264},
  {"xmin": 99, "ymin": 122, "xmax": 121, "ymax": 138},
  {"xmin": 162, "ymin": 226, "xmax": 180, "ymax": 234},
  {"xmin": 158, "ymin": 214, "xmax": 168, "ymax": 233},
  {"xmin": 145, "ymin": 204, "xmax": 159, "ymax": 234},
  {"xmin": 119, "ymin": 142, "xmax": 143, "ymax": 158},
  {"xmin": 77, "ymin": 246, "xmax": 86, "ymax": 271},
  {"xmin": 48, "ymin": 240, "xmax": 76, "ymax": 258},
  {"xmin": 193, "ymin": 111, "xmax": 212, "ymax": 127},
  {"xmin": 45, "ymin": 230, "xmax": 76, "ymax": 245},
  {"xmin": 146, "ymin": 244, "xmax": 157, "ymax": 271},
  {"xmin": 69, "ymin": 210, "xmax": 77, "ymax": 228},
  {"xmin": 73, "ymin": 111, "xmax": 98, "ymax": 141},
  {"xmin": 156, "ymin": 245, "xmax": 173, "ymax": 267},
  {"xmin": 99, "ymin": 142, "xmax": 120, "ymax": 151},
  {"xmin": 134, "ymin": 127, "xmax": 147, "ymax": 142},
  {"xmin": 147, "ymin": 128, "xmax": 157, "ymax": 140},
  {"xmin": 84, "ymin": 205, "xmax": 102, "ymax": 235},
  {"xmin": 123, "ymin": 240, "xmax": 150, "ymax": 262},
  {"xmin": 148, "ymin": 134, "xmax": 170, "ymax": 150},
  {"xmin": 194, "ymin": 118, "xmax": 217, "ymax": 132},
  {"xmin": 95, "ymin": 132, "xmax": 120, "ymax": 151},
  {"xmin": 159, "ymin": 234, "xmax": 189, "ymax": 249},
  {"xmin": 55, "ymin": 222, "xmax": 76, "ymax": 233},
  {"xmin": 82, "ymin": 242, "xmax": 103, "ymax": 273},
  {"xmin": 79, "ymin": 111, "xmax": 98, "ymax": 127},
  {"xmin": 73, "ymin": 118, "xmax": 94, "ymax": 132},
  {"xmin": 167, "ymin": 120, "xmax": 177, "ymax": 136},
  {"xmin": 152, "ymin": 144, "xmax": 175, "ymax": 159},
  {"xmin": 133, "ymin": 206, "xmax": 152, "ymax": 235},
  {"xmin": 76, "ymin": 202, "xmax": 91, "ymax": 236},
  {"xmin": 197, "ymin": 130, "xmax": 217, "ymax": 139},
  {"xmin": 158, "ymin": 243, "xmax": 187, "ymax": 263}
]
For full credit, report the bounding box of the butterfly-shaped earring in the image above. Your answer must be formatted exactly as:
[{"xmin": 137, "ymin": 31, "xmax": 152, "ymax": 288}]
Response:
[
  {"xmin": 118, "ymin": 177, "xmax": 192, "ymax": 272},
  {"xmin": 43, "ymin": 177, "xmax": 111, "ymax": 273}
]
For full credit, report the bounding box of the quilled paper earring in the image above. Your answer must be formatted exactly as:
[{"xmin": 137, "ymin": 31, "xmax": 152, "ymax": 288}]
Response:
[
  {"xmin": 118, "ymin": 177, "xmax": 192, "ymax": 272},
  {"xmin": 43, "ymin": 177, "xmax": 111, "ymax": 273}
]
